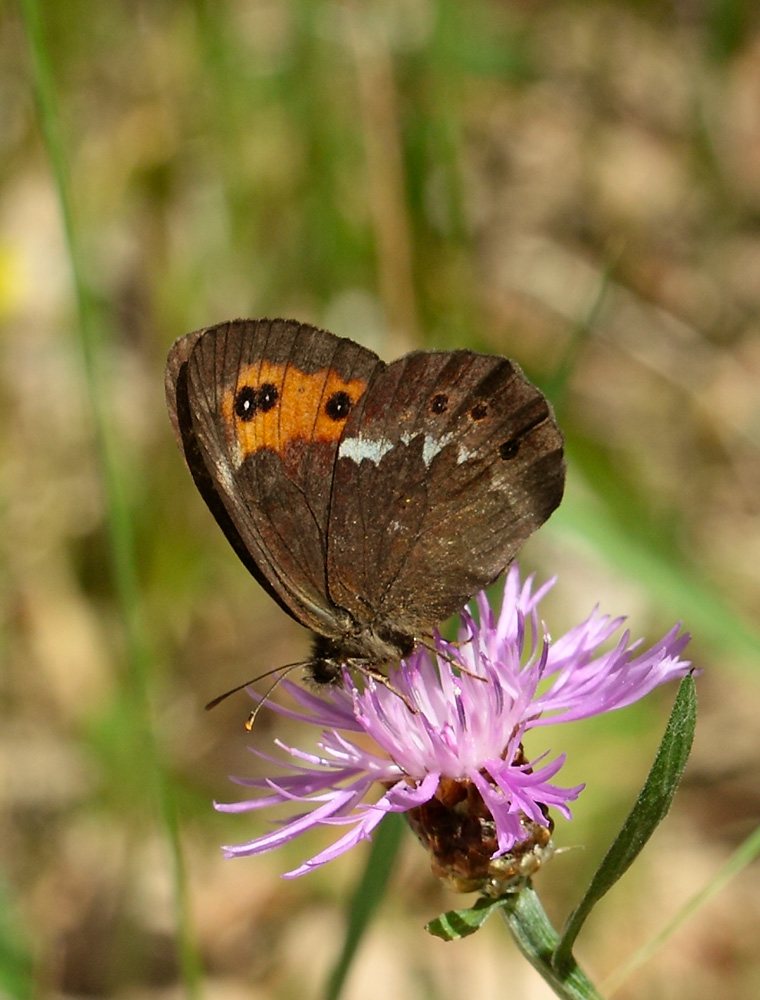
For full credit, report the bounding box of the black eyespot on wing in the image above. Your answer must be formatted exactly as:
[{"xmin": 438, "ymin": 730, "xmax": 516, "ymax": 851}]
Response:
[
  {"xmin": 325, "ymin": 390, "xmax": 352, "ymax": 421},
  {"xmin": 470, "ymin": 402, "xmax": 488, "ymax": 420},
  {"xmin": 257, "ymin": 383, "xmax": 279, "ymax": 412},
  {"xmin": 235, "ymin": 385, "xmax": 258, "ymax": 421},
  {"xmin": 430, "ymin": 392, "xmax": 449, "ymax": 414},
  {"xmin": 499, "ymin": 439, "xmax": 520, "ymax": 460}
]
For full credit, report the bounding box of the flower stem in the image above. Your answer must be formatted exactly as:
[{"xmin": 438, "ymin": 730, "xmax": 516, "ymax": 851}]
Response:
[{"xmin": 500, "ymin": 886, "xmax": 606, "ymax": 1000}]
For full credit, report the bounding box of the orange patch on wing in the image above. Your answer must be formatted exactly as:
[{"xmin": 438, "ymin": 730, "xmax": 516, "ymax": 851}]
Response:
[{"xmin": 221, "ymin": 361, "xmax": 368, "ymax": 461}]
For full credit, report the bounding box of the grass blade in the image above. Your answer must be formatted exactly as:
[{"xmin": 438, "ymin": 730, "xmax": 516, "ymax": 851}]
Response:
[
  {"xmin": 18, "ymin": 1, "xmax": 202, "ymax": 994},
  {"xmin": 323, "ymin": 813, "xmax": 405, "ymax": 1000}
]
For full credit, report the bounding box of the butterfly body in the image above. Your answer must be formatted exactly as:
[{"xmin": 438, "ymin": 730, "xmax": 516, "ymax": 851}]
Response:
[{"xmin": 166, "ymin": 318, "xmax": 565, "ymax": 681}]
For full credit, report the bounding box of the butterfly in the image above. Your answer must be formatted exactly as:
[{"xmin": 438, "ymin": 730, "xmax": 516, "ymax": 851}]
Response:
[{"xmin": 165, "ymin": 318, "xmax": 565, "ymax": 684}]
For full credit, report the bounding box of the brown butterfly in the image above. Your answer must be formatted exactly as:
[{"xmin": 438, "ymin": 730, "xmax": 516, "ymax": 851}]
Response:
[{"xmin": 166, "ymin": 318, "xmax": 565, "ymax": 684}]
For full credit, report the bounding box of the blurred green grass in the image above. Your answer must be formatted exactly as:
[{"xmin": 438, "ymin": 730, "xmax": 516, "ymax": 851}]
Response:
[{"xmin": 4, "ymin": 1, "xmax": 760, "ymax": 998}]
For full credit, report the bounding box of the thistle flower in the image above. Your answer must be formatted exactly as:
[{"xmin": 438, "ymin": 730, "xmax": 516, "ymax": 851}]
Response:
[{"xmin": 216, "ymin": 565, "xmax": 691, "ymax": 889}]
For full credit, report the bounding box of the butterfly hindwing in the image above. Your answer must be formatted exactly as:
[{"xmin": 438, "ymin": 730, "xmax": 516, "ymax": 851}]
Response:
[{"xmin": 326, "ymin": 350, "xmax": 565, "ymax": 634}]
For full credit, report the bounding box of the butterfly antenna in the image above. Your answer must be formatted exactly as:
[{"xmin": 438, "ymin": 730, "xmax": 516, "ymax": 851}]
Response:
[
  {"xmin": 204, "ymin": 659, "xmax": 312, "ymax": 711},
  {"xmin": 244, "ymin": 662, "xmax": 305, "ymax": 732}
]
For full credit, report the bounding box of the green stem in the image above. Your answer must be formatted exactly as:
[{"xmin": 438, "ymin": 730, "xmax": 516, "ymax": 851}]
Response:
[{"xmin": 500, "ymin": 886, "xmax": 605, "ymax": 1000}]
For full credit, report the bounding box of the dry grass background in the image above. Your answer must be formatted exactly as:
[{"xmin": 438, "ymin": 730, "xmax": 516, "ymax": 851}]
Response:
[{"xmin": 2, "ymin": 1, "xmax": 760, "ymax": 998}]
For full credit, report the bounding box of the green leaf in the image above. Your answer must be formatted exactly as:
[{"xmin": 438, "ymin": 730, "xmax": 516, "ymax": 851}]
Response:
[
  {"xmin": 554, "ymin": 674, "xmax": 697, "ymax": 970},
  {"xmin": 426, "ymin": 895, "xmax": 510, "ymax": 941}
]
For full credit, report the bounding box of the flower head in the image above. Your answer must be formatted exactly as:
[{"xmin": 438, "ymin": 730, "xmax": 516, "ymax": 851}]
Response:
[{"xmin": 217, "ymin": 565, "xmax": 691, "ymax": 888}]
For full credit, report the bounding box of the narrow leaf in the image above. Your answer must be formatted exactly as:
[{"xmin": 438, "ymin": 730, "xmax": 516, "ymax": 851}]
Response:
[
  {"xmin": 426, "ymin": 896, "xmax": 509, "ymax": 941},
  {"xmin": 554, "ymin": 673, "xmax": 697, "ymax": 969}
]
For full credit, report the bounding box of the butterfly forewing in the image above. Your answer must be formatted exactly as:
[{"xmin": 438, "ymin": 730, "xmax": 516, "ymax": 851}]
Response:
[{"xmin": 168, "ymin": 318, "xmax": 383, "ymax": 637}]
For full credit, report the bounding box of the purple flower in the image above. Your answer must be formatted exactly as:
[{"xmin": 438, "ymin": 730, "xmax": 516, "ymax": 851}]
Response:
[{"xmin": 216, "ymin": 565, "xmax": 691, "ymax": 886}]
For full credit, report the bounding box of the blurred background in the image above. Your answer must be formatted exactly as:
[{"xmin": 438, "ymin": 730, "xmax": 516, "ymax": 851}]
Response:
[{"xmin": 3, "ymin": 1, "xmax": 760, "ymax": 997}]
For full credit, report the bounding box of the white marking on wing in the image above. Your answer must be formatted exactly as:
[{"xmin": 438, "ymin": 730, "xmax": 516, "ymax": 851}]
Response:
[
  {"xmin": 339, "ymin": 430, "xmax": 465, "ymax": 468},
  {"xmin": 397, "ymin": 430, "xmax": 456, "ymax": 467},
  {"xmin": 338, "ymin": 436, "xmax": 394, "ymax": 464},
  {"xmin": 422, "ymin": 432, "xmax": 454, "ymax": 466}
]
